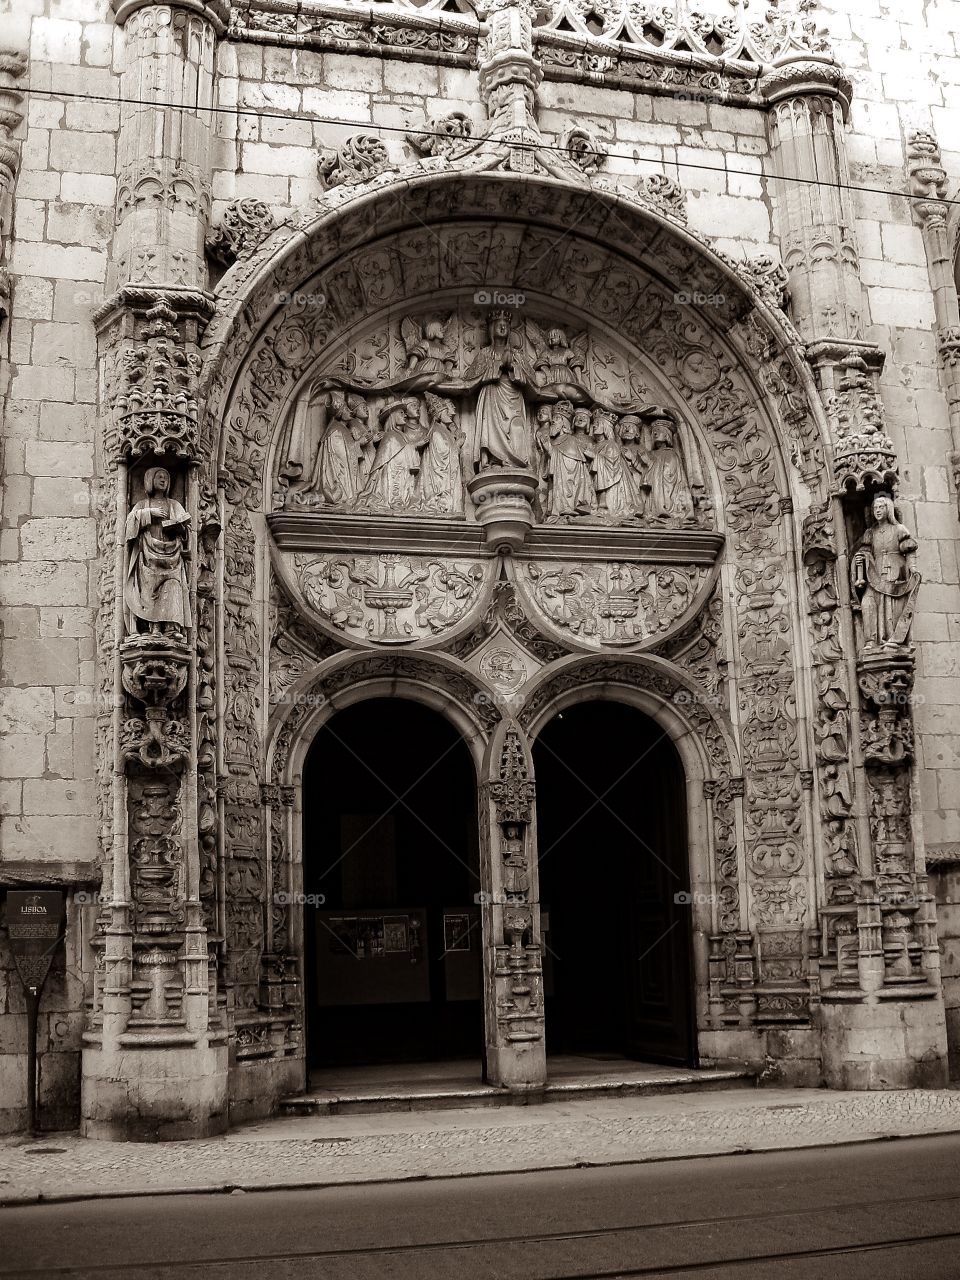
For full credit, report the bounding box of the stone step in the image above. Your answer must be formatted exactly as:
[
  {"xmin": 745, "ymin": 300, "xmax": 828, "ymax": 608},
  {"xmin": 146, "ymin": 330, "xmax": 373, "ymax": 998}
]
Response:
[{"xmin": 278, "ymin": 1065, "xmax": 757, "ymax": 1118}]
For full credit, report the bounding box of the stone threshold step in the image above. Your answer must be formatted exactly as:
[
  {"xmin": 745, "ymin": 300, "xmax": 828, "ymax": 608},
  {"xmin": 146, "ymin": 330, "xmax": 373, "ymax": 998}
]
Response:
[{"xmin": 279, "ymin": 1066, "xmax": 756, "ymax": 1117}]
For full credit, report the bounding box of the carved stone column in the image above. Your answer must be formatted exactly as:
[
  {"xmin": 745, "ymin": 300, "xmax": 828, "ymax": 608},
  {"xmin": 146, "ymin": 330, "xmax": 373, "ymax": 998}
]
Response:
[
  {"xmin": 480, "ymin": 722, "xmax": 546, "ymax": 1090},
  {"xmin": 760, "ymin": 58, "xmax": 858, "ymax": 347},
  {"xmin": 907, "ymin": 130, "xmax": 960, "ymax": 514},
  {"xmin": 0, "ymin": 45, "xmax": 26, "ymax": 422},
  {"xmin": 81, "ymin": 0, "xmax": 228, "ymax": 1139}
]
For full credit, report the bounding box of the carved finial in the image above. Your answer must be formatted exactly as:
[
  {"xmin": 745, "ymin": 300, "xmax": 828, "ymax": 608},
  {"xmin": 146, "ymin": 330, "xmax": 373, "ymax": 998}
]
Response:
[{"xmin": 907, "ymin": 128, "xmax": 948, "ymax": 229}]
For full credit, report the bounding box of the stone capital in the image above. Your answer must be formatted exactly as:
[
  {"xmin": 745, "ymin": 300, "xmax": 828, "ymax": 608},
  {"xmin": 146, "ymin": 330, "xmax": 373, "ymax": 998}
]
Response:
[
  {"xmin": 110, "ymin": 0, "xmax": 229, "ymax": 35},
  {"xmin": 759, "ymin": 57, "xmax": 853, "ymax": 117}
]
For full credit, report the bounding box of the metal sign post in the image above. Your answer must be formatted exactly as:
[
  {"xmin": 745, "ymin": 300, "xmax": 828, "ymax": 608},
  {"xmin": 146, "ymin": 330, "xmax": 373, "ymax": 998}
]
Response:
[{"xmin": 5, "ymin": 891, "xmax": 66, "ymax": 1136}]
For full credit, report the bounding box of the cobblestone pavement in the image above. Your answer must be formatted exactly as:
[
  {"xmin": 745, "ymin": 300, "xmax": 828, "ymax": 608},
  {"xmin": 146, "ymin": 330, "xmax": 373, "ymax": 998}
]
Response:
[{"xmin": 2, "ymin": 1087, "xmax": 960, "ymax": 1206}]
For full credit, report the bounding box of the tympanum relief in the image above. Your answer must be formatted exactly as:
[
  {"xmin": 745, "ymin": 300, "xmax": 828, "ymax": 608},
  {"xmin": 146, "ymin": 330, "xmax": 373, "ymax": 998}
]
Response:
[
  {"xmin": 273, "ymin": 304, "xmax": 710, "ymax": 531},
  {"xmin": 294, "ymin": 552, "xmax": 489, "ymax": 644}
]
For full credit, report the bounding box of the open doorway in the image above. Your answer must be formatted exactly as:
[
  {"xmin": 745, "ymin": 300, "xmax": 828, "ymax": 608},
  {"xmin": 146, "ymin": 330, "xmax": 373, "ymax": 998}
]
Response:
[
  {"xmin": 302, "ymin": 698, "xmax": 483, "ymax": 1074},
  {"xmin": 533, "ymin": 700, "xmax": 696, "ymax": 1066}
]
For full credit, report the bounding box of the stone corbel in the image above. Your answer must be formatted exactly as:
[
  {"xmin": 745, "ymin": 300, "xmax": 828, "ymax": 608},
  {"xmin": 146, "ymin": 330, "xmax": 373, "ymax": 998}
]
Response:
[
  {"xmin": 856, "ymin": 653, "xmax": 915, "ymax": 767},
  {"xmin": 120, "ymin": 639, "xmax": 192, "ymax": 770}
]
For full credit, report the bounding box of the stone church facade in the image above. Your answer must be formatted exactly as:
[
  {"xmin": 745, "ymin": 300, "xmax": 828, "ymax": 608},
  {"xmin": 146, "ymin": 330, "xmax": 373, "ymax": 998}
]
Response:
[{"xmin": 2, "ymin": 0, "xmax": 960, "ymax": 1137}]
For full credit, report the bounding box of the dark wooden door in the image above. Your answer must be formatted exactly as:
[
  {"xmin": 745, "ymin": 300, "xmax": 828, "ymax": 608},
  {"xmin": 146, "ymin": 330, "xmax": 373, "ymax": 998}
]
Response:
[{"xmin": 535, "ymin": 701, "xmax": 695, "ymax": 1066}]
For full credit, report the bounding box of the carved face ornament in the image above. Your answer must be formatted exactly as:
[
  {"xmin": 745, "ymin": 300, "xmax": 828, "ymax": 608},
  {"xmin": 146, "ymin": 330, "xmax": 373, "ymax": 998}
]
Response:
[{"xmin": 144, "ymin": 466, "xmax": 171, "ymax": 497}]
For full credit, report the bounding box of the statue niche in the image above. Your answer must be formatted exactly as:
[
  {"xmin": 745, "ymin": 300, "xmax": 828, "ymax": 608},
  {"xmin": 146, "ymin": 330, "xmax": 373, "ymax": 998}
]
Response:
[
  {"xmin": 272, "ymin": 302, "xmax": 709, "ymax": 532},
  {"xmin": 850, "ymin": 491, "xmax": 920, "ymax": 654},
  {"xmin": 123, "ymin": 466, "xmax": 191, "ymax": 641}
]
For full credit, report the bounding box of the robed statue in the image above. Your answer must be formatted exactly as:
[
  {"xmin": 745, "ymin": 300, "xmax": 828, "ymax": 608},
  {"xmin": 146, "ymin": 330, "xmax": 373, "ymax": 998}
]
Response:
[
  {"xmin": 123, "ymin": 467, "xmax": 191, "ymax": 639},
  {"xmin": 851, "ymin": 491, "xmax": 921, "ymax": 651},
  {"xmin": 462, "ymin": 310, "xmax": 532, "ymax": 469}
]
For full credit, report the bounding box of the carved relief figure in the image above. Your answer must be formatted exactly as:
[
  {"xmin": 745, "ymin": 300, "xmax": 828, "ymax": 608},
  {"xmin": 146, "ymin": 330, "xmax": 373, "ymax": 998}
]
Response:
[
  {"xmin": 463, "ymin": 311, "xmax": 532, "ymax": 469},
  {"xmin": 591, "ymin": 407, "xmax": 641, "ymax": 519},
  {"xmin": 616, "ymin": 414, "xmax": 649, "ymax": 514},
  {"xmin": 359, "ymin": 398, "xmax": 424, "ymax": 511},
  {"xmin": 543, "ymin": 401, "xmax": 596, "ymax": 519},
  {"xmin": 526, "ymin": 320, "xmax": 589, "ymax": 398},
  {"xmin": 850, "ymin": 492, "xmax": 921, "ymax": 651},
  {"xmin": 644, "ymin": 412, "xmax": 695, "ymax": 523},
  {"xmin": 418, "ymin": 393, "xmax": 466, "ymax": 515},
  {"xmin": 123, "ymin": 467, "xmax": 191, "ymax": 639},
  {"xmin": 401, "ymin": 314, "xmax": 456, "ymax": 376},
  {"xmin": 305, "ymin": 390, "xmax": 369, "ymax": 507}
]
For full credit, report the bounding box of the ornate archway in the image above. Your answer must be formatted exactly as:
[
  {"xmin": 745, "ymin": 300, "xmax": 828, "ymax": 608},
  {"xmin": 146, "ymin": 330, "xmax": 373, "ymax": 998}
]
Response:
[{"xmin": 91, "ymin": 158, "xmax": 942, "ymax": 1129}]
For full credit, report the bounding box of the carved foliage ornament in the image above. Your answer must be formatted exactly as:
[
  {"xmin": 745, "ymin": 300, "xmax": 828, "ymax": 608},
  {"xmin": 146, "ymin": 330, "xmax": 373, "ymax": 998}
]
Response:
[
  {"xmin": 207, "ymin": 198, "xmax": 278, "ymax": 266},
  {"xmin": 292, "ymin": 552, "xmax": 490, "ymax": 645},
  {"xmin": 111, "ymin": 302, "xmax": 202, "ymax": 462}
]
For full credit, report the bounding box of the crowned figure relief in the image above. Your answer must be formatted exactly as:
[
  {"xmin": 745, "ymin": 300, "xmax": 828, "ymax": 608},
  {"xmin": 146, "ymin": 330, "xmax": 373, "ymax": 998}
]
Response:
[
  {"xmin": 359, "ymin": 397, "xmax": 426, "ymax": 511},
  {"xmin": 463, "ymin": 310, "xmax": 534, "ymax": 470}
]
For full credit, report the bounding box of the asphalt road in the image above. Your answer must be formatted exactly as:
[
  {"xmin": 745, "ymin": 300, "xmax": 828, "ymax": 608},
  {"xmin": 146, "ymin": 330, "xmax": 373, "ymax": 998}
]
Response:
[{"xmin": 2, "ymin": 1133, "xmax": 960, "ymax": 1279}]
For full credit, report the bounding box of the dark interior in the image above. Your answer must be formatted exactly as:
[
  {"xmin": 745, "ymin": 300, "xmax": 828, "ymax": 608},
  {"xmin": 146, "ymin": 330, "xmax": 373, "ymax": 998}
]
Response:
[
  {"xmin": 303, "ymin": 698, "xmax": 483, "ymax": 1069},
  {"xmin": 533, "ymin": 700, "xmax": 696, "ymax": 1066}
]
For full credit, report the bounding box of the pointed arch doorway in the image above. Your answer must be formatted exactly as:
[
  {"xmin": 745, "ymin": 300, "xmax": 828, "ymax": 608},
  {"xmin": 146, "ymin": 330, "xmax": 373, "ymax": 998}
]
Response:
[
  {"xmin": 533, "ymin": 700, "xmax": 696, "ymax": 1067},
  {"xmin": 301, "ymin": 697, "xmax": 484, "ymax": 1073}
]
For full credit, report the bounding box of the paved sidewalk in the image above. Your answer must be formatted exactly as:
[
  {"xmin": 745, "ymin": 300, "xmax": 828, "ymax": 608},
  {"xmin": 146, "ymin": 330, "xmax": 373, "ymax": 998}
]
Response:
[{"xmin": 2, "ymin": 1086, "xmax": 960, "ymax": 1206}]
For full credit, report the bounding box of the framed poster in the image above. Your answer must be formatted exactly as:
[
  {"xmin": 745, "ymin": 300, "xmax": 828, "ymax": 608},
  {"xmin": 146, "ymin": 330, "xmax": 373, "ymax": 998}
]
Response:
[
  {"xmin": 383, "ymin": 916, "xmax": 409, "ymax": 953},
  {"xmin": 443, "ymin": 912, "xmax": 472, "ymax": 953}
]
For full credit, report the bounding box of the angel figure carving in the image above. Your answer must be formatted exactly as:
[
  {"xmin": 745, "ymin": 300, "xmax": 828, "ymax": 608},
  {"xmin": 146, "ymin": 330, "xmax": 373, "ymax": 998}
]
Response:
[
  {"xmin": 400, "ymin": 314, "xmax": 456, "ymax": 377},
  {"xmin": 418, "ymin": 393, "xmax": 466, "ymax": 515},
  {"xmin": 526, "ymin": 320, "xmax": 589, "ymax": 400}
]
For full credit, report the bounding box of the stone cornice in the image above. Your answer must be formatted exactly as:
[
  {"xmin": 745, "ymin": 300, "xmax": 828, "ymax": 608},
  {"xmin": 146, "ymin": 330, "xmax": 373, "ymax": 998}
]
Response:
[
  {"xmin": 226, "ymin": 0, "xmax": 849, "ymax": 110},
  {"xmin": 93, "ymin": 285, "xmax": 216, "ymax": 333},
  {"xmin": 268, "ymin": 511, "xmax": 725, "ymax": 564}
]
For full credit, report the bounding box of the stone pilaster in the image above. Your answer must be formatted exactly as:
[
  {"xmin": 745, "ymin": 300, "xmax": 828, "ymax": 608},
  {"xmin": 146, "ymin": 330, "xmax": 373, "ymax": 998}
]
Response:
[
  {"xmin": 81, "ymin": 0, "xmax": 229, "ymax": 1140},
  {"xmin": 906, "ymin": 130, "xmax": 960, "ymax": 515},
  {"xmin": 480, "ymin": 722, "xmax": 546, "ymax": 1091},
  {"xmin": 0, "ymin": 45, "xmax": 27, "ymax": 423}
]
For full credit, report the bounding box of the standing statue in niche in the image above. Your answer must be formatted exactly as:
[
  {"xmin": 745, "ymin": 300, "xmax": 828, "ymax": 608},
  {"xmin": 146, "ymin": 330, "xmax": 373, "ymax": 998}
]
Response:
[
  {"xmin": 123, "ymin": 466, "xmax": 191, "ymax": 640},
  {"xmin": 359, "ymin": 398, "xmax": 424, "ymax": 511},
  {"xmin": 463, "ymin": 311, "xmax": 532, "ymax": 470},
  {"xmin": 644, "ymin": 412, "xmax": 695, "ymax": 524},
  {"xmin": 418, "ymin": 393, "xmax": 466, "ymax": 515},
  {"xmin": 851, "ymin": 492, "xmax": 921, "ymax": 651}
]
